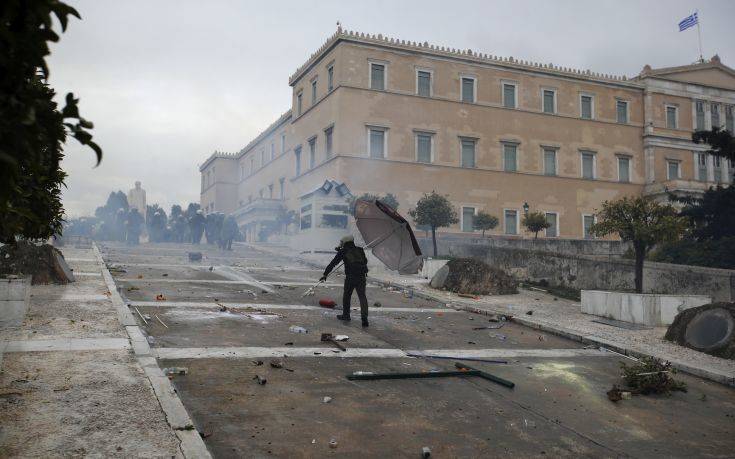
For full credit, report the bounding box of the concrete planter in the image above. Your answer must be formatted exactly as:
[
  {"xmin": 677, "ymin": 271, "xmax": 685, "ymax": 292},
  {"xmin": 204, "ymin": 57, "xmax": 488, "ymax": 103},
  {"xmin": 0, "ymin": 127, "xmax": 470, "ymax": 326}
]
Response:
[
  {"xmin": 0, "ymin": 276, "xmax": 32, "ymax": 328},
  {"xmin": 420, "ymin": 258, "xmax": 448, "ymax": 280},
  {"xmin": 581, "ymin": 290, "xmax": 711, "ymax": 327}
]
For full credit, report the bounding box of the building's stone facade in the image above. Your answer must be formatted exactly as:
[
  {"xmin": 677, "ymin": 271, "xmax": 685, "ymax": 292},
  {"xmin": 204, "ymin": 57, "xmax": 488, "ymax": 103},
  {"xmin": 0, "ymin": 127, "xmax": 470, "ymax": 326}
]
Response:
[{"xmin": 199, "ymin": 28, "xmax": 735, "ymax": 242}]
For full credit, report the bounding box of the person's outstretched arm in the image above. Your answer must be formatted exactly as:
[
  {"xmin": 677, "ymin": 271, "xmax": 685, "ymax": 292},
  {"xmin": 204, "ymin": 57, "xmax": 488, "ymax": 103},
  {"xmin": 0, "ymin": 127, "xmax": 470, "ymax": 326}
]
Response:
[{"xmin": 321, "ymin": 250, "xmax": 344, "ymax": 281}]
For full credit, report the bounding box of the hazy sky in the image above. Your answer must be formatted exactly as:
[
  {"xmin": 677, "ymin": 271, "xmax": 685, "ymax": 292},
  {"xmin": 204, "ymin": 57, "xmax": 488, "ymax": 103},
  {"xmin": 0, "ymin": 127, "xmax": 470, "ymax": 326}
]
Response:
[{"xmin": 50, "ymin": 0, "xmax": 735, "ymax": 217}]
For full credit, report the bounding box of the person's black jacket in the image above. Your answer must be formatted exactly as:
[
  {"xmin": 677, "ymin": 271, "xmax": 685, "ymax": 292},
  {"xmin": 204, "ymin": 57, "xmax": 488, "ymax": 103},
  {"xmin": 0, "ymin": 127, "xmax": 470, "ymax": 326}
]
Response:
[{"xmin": 323, "ymin": 242, "xmax": 368, "ymax": 279}]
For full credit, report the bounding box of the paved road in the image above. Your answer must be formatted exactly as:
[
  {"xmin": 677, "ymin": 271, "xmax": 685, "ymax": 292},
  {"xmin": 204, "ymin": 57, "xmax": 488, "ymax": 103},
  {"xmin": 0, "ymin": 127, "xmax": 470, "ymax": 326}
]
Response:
[{"xmin": 100, "ymin": 242, "xmax": 735, "ymax": 458}]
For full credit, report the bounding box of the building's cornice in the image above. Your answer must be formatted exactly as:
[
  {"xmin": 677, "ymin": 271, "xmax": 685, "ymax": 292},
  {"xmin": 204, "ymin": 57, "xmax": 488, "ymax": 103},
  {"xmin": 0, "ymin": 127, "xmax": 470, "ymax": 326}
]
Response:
[
  {"xmin": 237, "ymin": 110, "xmax": 292, "ymax": 159},
  {"xmin": 199, "ymin": 150, "xmax": 238, "ymax": 171},
  {"xmin": 289, "ymin": 27, "xmax": 639, "ymax": 88}
]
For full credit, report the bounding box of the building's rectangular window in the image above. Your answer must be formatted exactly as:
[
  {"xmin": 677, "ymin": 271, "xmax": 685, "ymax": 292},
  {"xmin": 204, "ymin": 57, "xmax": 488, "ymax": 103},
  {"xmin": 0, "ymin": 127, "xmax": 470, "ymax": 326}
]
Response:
[
  {"xmin": 417, "ymin": 70, "xmax": 431, "ymax": 97},
  {"xmin": 297, "ymin": 92, "xmax": 303, "ymax": 116},
  {"xmin": 542, "ymin": 89, "xmax": 555, "ymax": 114},
  {"xmin": 460, "ymin": 138, "xmax": 476, "ymax": 168},
  {"xmin": 462, "ymin": 207, "xmax": 475, "ymax": 232},
  {"xmin": 667, "ymin": 160, "xmax": 680, "ymax": 180},
  {"xmin": 327, "ymin": 65, "xmax": 334, "ymax": 92},
  {"xmin": 666, "ymin": 105, "xmax": 678, "ymax": 129},
  {"xmin": 714, "ymin": 156, "xmax": 723, "ymax": 183},
  {"xmin": 581, "ymin": 151, "xmax": 595, "ymax": 179},
  {"xmin": 618, "ymin": 156, "xmax": 630, "ymax": 183},
  {"xmin": 543, "ymin": 148, "xmax": 556, "ymax": 176},
  {"xmin": 616, "ymin": 100, "xmax": 628, "ymax": 124},
  {"xmin": 325, "ymin": 127, "xmax": 333, "ymax": 158},
  {"xmin": 261, "ymin": 149, "xmax": 266, "ymax": 166},
  {"xmin": 308, "ymin": 138, "xmax": 316, "ymax": 169},
  {"xmin": 583, "ymin": 215, "xmax": 595, "ymax": 239},
  {"xmin": 697, "ymin": 153, "xmax": 708, "ymax": 181},
  {"xmin": 545, "ymin": 212, "xmax": 558, "ymax": 237},
  {"xmin": 502, "ymin": 83, "xmax": 517, "ymax": 108},
  {"xmin": 503, "ymin": 143, "xmax": 517, "ymax": 172},
  {"xmin": 271, "ymin": 143, "xmax": 275, "ymax": 160},
  {"xmin": 281, "ymin": 134, "xmax": 286, "ymax": 153},
  {"xmin": 726, "ymin": 106, "xmax": 734, "ymax": 133},
  {"xmin": 461, "ymin": 77, "xmax": 475, "ymax": 103},
  {"xmin": 249, "ymin": 158, "xmax": 254, "ymax": 176},
  {"xmin": 294, "ymin": 147, "xmax": 301, "ymax": 176},
  {"xmin": 311, "ymin": 79, "xmax": 318, "ymax": 105},
  {"xmin": 504, "ymin": 210, "xmax": 518, "ymax": 235},
  {"xmin": 370, "ymin": 63, "xmax": 385, "ymax": 90},
  {"xmin": 416, "ymin": 133, "xmax": 432, "ymax": 163},
  {"xmin": 580, "ymin": 94, "xmax": 593, "ymax": 119},
  {"xmin": 696, "ymin": 100, "xmax": 705, "ymax": 130},
  {"xmin": 368, "ymin": 128, "xmax": 385, "ymax": 158},
  {"xmin": 711, "ymin": 104, "xmax": 720, "ymax": 128}
]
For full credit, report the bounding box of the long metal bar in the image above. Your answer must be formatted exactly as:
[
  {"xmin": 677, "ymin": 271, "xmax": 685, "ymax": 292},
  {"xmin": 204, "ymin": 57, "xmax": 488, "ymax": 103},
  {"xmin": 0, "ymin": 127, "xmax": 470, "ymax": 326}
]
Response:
[
  {"xmin": 347, "ymin": 370, "xmax": 480, "ymax": 381},
  {"xmin": 454, "ymin": 362, "xmax": 515, "ymax": 389},
  {"xmin": 406, "ymin": 353, "xmax": 508, "ymax": 364}
]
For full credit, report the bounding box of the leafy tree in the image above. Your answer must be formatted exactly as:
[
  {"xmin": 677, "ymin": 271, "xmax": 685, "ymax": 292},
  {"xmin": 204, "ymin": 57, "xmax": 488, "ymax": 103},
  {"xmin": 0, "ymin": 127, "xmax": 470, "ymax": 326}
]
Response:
[
  {"xmin": 349, "ymin": 192, "xmax": 399, "ymax": 215},
  {"xmin": 276, "ymin": 208, "xmax": 297, "ymax": 234},
  {"xmin": 0, "ymin": 1, "xmax": 101, "ymax": 243},
  {"xmin": 473, "ymin": 211, "xmax": 498, "ymax": 237},
  {"xmin": 408, "ymin": 191, "xmax": 458, "ymax": 257},
  {"xmin": 675, "ymin": 185, "xmax": 735, "ymax": 241},
  {"xmin": 522, "ymin": 211, "xmax": 551, "ymax": 240},
  {"xmin": 590, "ymin": 196, "xmax": 686, "ymax": 293},
  {"xmin": 692, "ymin": 127, "xmax": 734, "ymax": 162}
]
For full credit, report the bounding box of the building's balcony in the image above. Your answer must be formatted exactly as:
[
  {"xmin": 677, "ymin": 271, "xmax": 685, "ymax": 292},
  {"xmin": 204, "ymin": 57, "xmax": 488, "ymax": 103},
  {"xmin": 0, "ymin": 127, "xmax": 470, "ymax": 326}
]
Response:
[
  {"xmin": 233, "ymin": 198, "xmax": 285, "ymax": 225},
  {"xmin": 643, "ymin": 179, "xmax": 730, "ymax": 201}
]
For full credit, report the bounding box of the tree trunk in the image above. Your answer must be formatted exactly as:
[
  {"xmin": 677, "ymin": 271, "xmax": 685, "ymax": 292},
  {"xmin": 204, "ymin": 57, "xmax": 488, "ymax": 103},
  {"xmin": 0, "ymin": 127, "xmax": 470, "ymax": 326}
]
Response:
[
  {"xmin": 431, "ymin": 227, "xmax": 438, "ymax": 257},
  {"xmin": 534, "ymin": 231, "xmax": 539, "ymax": 240},
  {"xmin": 481, "ymin": 229, "xmax": 486, "ymax": 237},
  {"xmin": 634, "ymin": 243, "xmax": 645, "ymax": 293}
]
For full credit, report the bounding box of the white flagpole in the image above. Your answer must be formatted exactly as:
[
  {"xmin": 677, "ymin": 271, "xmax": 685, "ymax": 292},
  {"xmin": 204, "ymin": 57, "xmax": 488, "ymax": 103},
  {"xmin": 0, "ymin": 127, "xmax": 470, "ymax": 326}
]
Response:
[{"xmin": 696, "ymin": 10, "xmax": 704, "ymax": 62}]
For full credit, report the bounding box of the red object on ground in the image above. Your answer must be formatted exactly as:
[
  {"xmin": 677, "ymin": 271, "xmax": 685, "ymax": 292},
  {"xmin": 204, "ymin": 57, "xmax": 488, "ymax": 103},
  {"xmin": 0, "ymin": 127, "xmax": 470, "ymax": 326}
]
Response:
[{"xmin": 319, "ymin": 299, "xmax": 336, "ymax": 308}]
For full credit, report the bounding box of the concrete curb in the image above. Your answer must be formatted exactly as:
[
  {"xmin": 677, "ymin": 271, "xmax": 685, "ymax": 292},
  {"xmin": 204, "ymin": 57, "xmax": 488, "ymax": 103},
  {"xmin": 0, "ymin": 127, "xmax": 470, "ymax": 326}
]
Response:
[
  {"xmin": 94, "ymin": 243, "xmax": 212, "ymax": 459},
  {"xmin": 246, "ymin": 243, "xmax": 735, "ymax": 388}
]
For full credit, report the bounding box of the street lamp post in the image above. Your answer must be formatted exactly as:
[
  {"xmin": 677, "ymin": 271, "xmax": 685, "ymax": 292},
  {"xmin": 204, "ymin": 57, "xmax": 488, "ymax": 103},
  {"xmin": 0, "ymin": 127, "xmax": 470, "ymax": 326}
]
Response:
[{"xmin": 523, "ymin": 202, "xmax": 529, "ymax": 215}]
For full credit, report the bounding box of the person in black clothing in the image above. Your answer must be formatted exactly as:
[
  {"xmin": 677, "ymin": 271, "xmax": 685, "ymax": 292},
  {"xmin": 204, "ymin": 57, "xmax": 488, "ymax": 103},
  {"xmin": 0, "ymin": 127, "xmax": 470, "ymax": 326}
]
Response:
[{"xmin": 321, "ymin": 235, "xmax": 370, "ymax": 327}]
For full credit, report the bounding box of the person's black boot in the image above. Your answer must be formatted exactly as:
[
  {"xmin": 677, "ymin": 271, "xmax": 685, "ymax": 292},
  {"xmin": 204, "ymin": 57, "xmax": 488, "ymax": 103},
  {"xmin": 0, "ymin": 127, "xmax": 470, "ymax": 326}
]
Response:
[
  {"xmin": 336, "ymin": 314, "xmax": 351, "ymax": 321},
  {"xmin": 361, "ymin": 317, "xmax": 369, "ymax": 327}
]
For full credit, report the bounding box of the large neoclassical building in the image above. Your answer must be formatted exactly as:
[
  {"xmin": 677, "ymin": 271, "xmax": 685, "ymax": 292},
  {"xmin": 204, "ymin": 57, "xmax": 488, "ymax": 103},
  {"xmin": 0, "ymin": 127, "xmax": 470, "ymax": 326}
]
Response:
[{"xmin": 199, "ymin": 27, "xmax": 734, "ymax": 244}]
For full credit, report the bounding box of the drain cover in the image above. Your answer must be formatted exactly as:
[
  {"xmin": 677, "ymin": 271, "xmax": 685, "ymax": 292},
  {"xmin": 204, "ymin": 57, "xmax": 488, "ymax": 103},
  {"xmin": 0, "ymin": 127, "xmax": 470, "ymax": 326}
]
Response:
[{"xmin": 684, "ymin": 308, "xmax": 734, "ymax": 352}]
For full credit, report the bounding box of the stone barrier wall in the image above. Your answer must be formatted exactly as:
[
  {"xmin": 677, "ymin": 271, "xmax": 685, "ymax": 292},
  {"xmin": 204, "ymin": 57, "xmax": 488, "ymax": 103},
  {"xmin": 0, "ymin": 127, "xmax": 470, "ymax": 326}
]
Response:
[{"xmin": 417, "ymin": 234, "xmax": 629, "ymax": 256}]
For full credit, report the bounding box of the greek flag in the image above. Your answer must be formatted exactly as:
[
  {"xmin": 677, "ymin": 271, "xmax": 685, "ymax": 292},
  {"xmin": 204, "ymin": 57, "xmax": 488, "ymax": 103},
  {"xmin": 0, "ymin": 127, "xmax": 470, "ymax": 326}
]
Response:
[{"xmin": 678, "ymin": 12, "xmax": 698, "ymax": 31}]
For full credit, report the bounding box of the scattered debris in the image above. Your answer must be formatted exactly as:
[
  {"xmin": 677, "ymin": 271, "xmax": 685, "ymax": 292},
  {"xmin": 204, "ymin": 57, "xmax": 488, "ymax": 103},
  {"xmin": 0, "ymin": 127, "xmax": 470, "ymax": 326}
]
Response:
[
  {"xmin": 164, "ymin": 367, "xmax": 188, "ymax": 376},
  {"xmin": 252, "ymin": 360, "xmax": 263, "ymax": 366},
  {"xmin": 155, "ymin": 314, "xmax": 168, "ymax": 328},
  {"xmin": 607, "ymin": 385, "xmax": 623, "ymax": 402},
  {"xmin": 333, "ymin": 335, "xmax": 349, "ymax": 341},
  {"xmin": 321, "ymin": 333, "xmax": 347, "ymax": 351},
  {"xmin": 253, "ymin": 375, "xmax": 267, "ymax": 385},
  {"xmin": 329, "ymin": 439, "xmax": 338, "ymax": 449},
  {"xmin": 348, "ymin": 369, "xmax": 483, "ymax": 381},
  {"xmin": 422, "ymin": 446, "xmax": 432, "ymax": 458},
  {"xmin": 155, "ymin": 293, "xmax": 166, "ymax": 301},
  {"xmin": 620, "ymin": 357, "xmax": 687, "ymax": 395},
  {"xmin": 162, "ymin": 273, "xmax": 168, "ymax": 277},
  {"xmin": 538, "ymin": 335, "xmax": 546, "ymax": 341},
  {"xmin": 289, "ymin": 326, "xmax": 308, "ymax": 334},
  {"xmin": 284, "ymin": 342, "xmax": 294, "ymax": 346},
  {"xmin": 487, "ymin": 314, "xmax": 509, "ymax": 322},
  {"xmin": 373, "ymin": 301, "xmax": 382, "ymax": 308},
  {"xmin": 127, "ymin": 286, "xmax": 139, "ymax": 291},
  {"xmin": 454, "ymin": 362, "xmax": 515, "ymax": 388},
  {"xmin": 216, "ymin": 303, "xmax": 227, "ymax": 312},
  {"xmin": 323, "ymin": 396, "xmax": 332, "ymax": 403},
  {"xmin": 473, "ymin": 323, "xmax": 505, "ymax": 330},
  {"xmin": 188, "ymin": 252, "xmax": 202, "ymax": 261},
  {"xmin": 270, "ymin": 360, "xmax": 283, "ymax": 369},
  {"xmin": 199, "ymin": 430, "xmax": 213, "ymax": 439},
  {"xmin": 134, "ymin": 306, "xmax": 148, "ymax": 325},
  {"xmin": 318, "ymin": 299, "xmax": 336, "ymax": 308},
  {"xmin": 208, "ymin": 266, "xmax": 214, "ymax": 271},
  {"xmin": 137, "ymin": 274, "xmax": 143, "ymax": 279},
  {"xmin": 526, "ymin": 310, "xmax": 534, "ymax": 315}
]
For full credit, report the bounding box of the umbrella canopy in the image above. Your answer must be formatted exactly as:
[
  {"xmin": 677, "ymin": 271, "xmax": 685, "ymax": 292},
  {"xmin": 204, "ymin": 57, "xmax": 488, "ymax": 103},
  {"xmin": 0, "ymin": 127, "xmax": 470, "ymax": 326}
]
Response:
[{"xmin": 353, "ymin": 199, "xmax": 423, "ymax": 274}]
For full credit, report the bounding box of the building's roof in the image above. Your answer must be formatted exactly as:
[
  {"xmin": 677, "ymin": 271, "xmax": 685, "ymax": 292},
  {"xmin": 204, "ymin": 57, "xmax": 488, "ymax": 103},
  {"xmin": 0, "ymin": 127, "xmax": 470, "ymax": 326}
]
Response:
[
  {"xmin": 289, "ymin": 26, "xmax": 638, "ymax": 88},
  {"xmin": 199, "ymin": 150, "xmax": 238, "ymax": 171},
  {"xmin": 635, "ymin": 55, "xmax": 735, "ymax": 80}
]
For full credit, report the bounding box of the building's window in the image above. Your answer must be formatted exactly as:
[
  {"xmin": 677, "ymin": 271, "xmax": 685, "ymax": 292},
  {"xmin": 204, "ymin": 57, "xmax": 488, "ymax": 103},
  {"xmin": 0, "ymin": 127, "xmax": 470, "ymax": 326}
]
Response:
[
  {"xmin": 502, "ymin": 82, "xmax": 517, "ymax": 108},
  {"xmin": 416, "ymin": 133, "xmax": 432, "ymax": 163},
  {"xmin": 711, "ymin": 104, "xmax": 721, "ymax": 128},
  {"xmin": 325, "ymin": 127, "xmax": 333, "ymax": 158},
  {"xmin": 311, "ymin": 78, "xmax": 318, "ymax": 105},
  {"xmin": 261, "ymin": 149, "xmax": 266, "ymax": 166},
  {"xmin": 249, "ymin": 158, "xmax": 254, "ymax": 175},
  {"xmin": 726, "ymin": 106, "xmax": 734, "ymax": 133},
  {"xmin": 279, "ymin": 177, "xmax": 285, "ymax": 199},
  {"xmin": 581, "ymin": 151, "xmax": 595, "ymax": 179},
  {"xmin": 583, "ymin": 215, "xmax": 596, "ymax": 239},
  {"xmin": 281, "ymin": 134, "xmax": 286, "ymax": 153},
  {"xmin": 618, "ymin": 156, "xmax": 630, "ymax": 183},
  {"xmin": 461, "ymin": 207, "xmax": 476, "ymax": 232},
  {"xmin": 545, "ymin": 213, "xmax": 558, "ymax": 237},
  {"xmin": 370, "ymin": 62, "xmax": 385, "ymax": 90},
  {"xmin": 417, "ymin": 70, "xmax": 431, "ymax": 97},
  {"xmin": 666, "ymin": 105, "xmax": 678, "ymax": 129},
  {"xmin": 368, "ymin": 128, "xmax": 385, "ymax": 159},
  {"xmin": 327, "ymin": 64, "xmax": 334, "ymax": 92},
  {"xmin": 696, "ymin": 153, "xmax": 707, "ymax": 181},
  {"xmin": 271, "ymin": 143, "xmax": 275, "ymax": 160},
  {"xmin": 461, "ymin": 76, "xmax": 475, "ymax": 103},
  {"xmin": 268, "ymin": 184, "xmax": 274, "ymax": 199},
  {"xmin": 542, "ymin": 89, "xmax": 556, "ymax": 114},
  {"xmin": 300, "ymin": 213, "xmax": 312, "ymax": 230},
  {"xmin": 580, "ymin": 94, "xmax": 594, "ymax": 119},
  {"xmin": 308, "ymin": 137, "xmax": 316, "ymax": 169},
  {"xmin": 714, "ymin": 156, "xmax": 723, "ymax": 183},
  {"xmin": 503, "ymin": 143, "xmax": 517, "ymax": 172},
  {"xmin": 616, "ymin": 100, "xmax": 629, "ymax": 124},
  {"xmin": 296, "ymin": 91, "xmax": 303, "ymax": 116},
  {"xmin": 504, "ymin": 210, "xmax": 518, "ymax": 235},
  {"xmin": 667, "ymin": 160, "xmax": 680, "ymax": 180},
  {"xmin": 460, "ymin": 138, "xmax": 476, "ymax": 168},
  {"xmin": 543, "ymin": 148, "xmax": 557, "ymax": 176},
  {"xmin": 294, "ymin": 146, "xmax": 302, "ymax": 176},
  {"xmin": 696, "ymin": 100, "xmax": 705, "ymax": 130}
]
